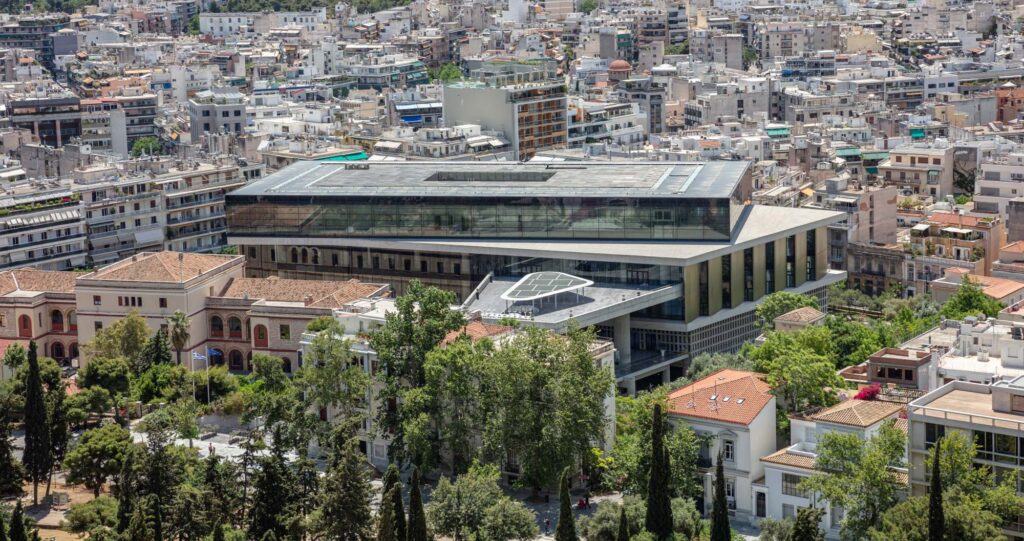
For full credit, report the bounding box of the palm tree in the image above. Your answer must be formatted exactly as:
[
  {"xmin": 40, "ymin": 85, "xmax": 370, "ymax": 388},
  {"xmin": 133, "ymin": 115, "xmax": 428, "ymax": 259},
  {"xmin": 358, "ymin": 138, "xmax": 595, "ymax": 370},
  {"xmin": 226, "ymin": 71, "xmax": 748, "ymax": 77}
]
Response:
[{"xmin": 168, "ymin": 310, "xmax": 191, "ymax": 366}]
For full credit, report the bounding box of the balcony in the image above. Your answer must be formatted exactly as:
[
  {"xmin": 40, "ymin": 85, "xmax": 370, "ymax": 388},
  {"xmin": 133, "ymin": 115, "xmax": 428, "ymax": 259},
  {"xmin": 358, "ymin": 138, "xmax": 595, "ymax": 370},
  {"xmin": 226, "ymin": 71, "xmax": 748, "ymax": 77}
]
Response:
[
  {"xmin": 167, "ymin": 210, "xmax": 225, "ymax": 225},
  {"xmin": 166, "ymin": 224, "xmax": 226, "ymax": 241}
]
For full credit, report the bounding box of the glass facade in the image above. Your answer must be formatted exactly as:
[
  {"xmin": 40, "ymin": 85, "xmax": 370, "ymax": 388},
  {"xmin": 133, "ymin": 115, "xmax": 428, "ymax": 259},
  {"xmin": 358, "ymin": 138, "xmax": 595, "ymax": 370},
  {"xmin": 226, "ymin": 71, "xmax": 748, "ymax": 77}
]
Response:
[{"xmin": 227, "ymin": 195, "xmax": 734, "ymax": 240}]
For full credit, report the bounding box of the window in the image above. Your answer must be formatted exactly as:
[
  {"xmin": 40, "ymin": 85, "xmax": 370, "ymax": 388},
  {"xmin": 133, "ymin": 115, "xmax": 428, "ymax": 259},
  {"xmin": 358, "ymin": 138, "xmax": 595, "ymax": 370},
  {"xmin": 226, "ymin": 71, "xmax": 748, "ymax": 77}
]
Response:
[
  {"xmin": 437, "ymin": 262, "xmax": 445, "ymax": 274},
  {"xmin": 723, "ymin": 439, "xmax": 735, "ymax": 462},
  {"xmin": 280, "ymin": 325, "xmax": 291, "ymax": 340},
  {"xmin": 782, "ymin": 473, "xmax": 806, "ymax": 497},
  {"xmin": 95, "ymin": 321, "xmax": 103, "ymax": 331},
  {"xmin": 159, "ymin": 298, "xmax": 167, "ymax": 308},
  {"xmin": 925, "ymin": 423, "xmax": 945, "ymax": 448},
  {"xmin": 93, "ymin": 295, "xmax": 101, "ymax": 306},
  {"xmin": 756, "ymin": 492, "xmax": 766, "ymax": 518},
  {"xmin": 421, "ymin": 260, "xmax": 428, "ymax": 273}
]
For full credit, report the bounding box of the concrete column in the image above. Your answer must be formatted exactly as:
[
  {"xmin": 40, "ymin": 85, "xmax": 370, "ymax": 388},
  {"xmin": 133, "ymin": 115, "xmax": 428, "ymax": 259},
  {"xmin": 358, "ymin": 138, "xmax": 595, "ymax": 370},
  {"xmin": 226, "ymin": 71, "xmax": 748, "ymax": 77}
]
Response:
[
  {"xmin": 55, "ymin": 119, "xmax": 61, "ymax": 147},
  {"xmin": 613, "ymin": 313, "xmax": 631, "ymax": 369},
  {"xmin": 662, "ymin": 368, "xmax": 671, "ymax": 384}
]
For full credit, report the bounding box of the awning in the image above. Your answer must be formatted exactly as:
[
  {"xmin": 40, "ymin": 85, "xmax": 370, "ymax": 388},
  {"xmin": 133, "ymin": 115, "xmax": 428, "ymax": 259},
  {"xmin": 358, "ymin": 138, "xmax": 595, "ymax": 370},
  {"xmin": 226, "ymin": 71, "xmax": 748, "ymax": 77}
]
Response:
[
  {"xmin": 912, "ymin": 223, "xmax": 930, "ymax": 232},
  {"xmin": 910, "ymin": 128, "xmax": 926, "ymax": 138},
  {"xmin": 374, "ymin": 141, "xmax": 402, "ymax": 150},
  {"xmin": 835, "ymin": 147, "xmax": 862, "ymax": 157},
  {"xmin": 400, "ymin": 115, "xmax": 424, "ymax": 123},
  {"xmin": 766, "ymin": 128, "xmax": 791, "ymax": 137},
  {"xmin": 941, "ymin": 227, "xmax": 973, "ymax": 235},
  {"xmin": 320, "ymin": 151, "xmax": 368, "ymax": 161},
  {"xmin": 135, "ymin": 227, "xmax": 165, "ymax": 245},
  {"xmin": 862, "ymin": 151, "xmax": 889, "ymax": 161}
]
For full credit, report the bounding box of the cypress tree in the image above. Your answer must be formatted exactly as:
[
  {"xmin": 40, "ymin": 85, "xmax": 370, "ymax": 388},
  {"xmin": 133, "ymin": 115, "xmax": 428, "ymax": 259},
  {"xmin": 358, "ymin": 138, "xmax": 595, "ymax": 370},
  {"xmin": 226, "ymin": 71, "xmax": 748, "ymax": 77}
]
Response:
[
  {"xmin": 929, "ymin": 438, "xmax": 944, "ymax": 541},
  {"xmin": 125, "ymin": 499, "xmax": 155, "ymax": 541},
  {"xmin": 710, "ymin": 450, "xmax": 730, "ymax": 541},
  {"xmin": 792, "ymin": 507, "xmax": 826, "ymax": 541},
  {"xmin": 117, "ymin": 448, "xmax": 141, "ymax": 532},
  {"xmin": 23, "ymin": 341, "xmax": 51, "ymax": 505},
  {"xmin": 645, "ymin": 404, "xmax": 673, "ymax": 539},
  {"xmin": 407, "ymin": 467, "xmax": 428, "ymax": 541},
  {"xmin": 616, "ymin": 506, "xmax": 629, "ymax": 541},
  {"xmin": 0, "ymin": 402, "xmax": 24, "ymax": 498},
  {"xmin": 46, "ymin": 380, "xmax": 69, "ymax": 498},
  {"xmin": 8, "ymin": 501, "xmax": 27, "ymax": 541},
  {"xmin": 0, "ymin": 511, "xmax": 6, "ymax": 541},
  {"xmin": 248, "ymin": 455, "xmax": 288, "ymax": 540},
  {"xmin": 212, "ymin": 522, "xmax": 225, "ymax": 541},
  {"xmin": 377, "ymin": 486, "xmax": 398, "ymax": 541},
  {"xmin": 383, "ymin": 463, "xmax": 406, "ymax": 541},
  {"xmin": 555, "ymin": 468, "xmax": 576, "ymax": 541},
  {"xmin": 139, "ymin": 329, "xmax": 172, "ymax": 373}
]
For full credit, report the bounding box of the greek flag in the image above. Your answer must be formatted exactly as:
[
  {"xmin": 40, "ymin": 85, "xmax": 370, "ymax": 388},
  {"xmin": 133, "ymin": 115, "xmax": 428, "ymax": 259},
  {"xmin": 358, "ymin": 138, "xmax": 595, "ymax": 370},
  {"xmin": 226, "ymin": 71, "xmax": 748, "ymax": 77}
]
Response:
[{"xmin": 192, "ymin": 351, "xmax": 207, "ymax": 361}]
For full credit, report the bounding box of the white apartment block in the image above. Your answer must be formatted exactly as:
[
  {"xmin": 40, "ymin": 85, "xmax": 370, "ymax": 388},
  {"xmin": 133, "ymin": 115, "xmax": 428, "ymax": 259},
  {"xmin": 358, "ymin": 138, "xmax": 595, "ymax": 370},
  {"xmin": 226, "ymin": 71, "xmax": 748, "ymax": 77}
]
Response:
[{"xmin": 0, "ymin": 185, "xmax": 86, "ymax": 271}]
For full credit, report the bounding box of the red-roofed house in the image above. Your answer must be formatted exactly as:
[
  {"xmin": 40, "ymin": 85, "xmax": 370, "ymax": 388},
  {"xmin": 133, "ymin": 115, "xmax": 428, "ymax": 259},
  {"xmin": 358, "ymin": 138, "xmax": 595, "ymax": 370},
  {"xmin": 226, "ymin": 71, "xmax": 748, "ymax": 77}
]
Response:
[{"xmin": 667, "ymin": 369, "xmax": 777, "ymax": 526}]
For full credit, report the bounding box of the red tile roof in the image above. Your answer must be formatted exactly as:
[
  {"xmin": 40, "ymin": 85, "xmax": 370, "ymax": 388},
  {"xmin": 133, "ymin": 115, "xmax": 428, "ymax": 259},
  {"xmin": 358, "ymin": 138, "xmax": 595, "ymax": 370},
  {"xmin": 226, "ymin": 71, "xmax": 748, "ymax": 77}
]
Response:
[
  {"xmin": 218, "ymin": 277, "xmax": 387, "ymax": 308},
  {"xmin": 0, "ymin": 269, "xmax": 78, "ymax": 295},
  {"xmin": 667, "ymin": 369, "xmax": 774, "ymax": 426},
  {"xmin": 85, "ymin": 251, "xmax": 239, "ymax": 282},
  {"xmin": 441, "ymin": 320, "xmax": 514, "ymax": 345}
]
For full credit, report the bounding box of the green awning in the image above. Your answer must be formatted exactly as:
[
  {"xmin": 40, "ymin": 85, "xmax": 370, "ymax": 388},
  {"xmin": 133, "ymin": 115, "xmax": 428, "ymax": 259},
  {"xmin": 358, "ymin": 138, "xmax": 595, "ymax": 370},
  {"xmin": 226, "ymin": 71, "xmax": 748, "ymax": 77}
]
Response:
[
  {"xmin": 835, "ymin": 148, "xmax": 862, "ymax": 157},
  {"xmin": 766, "ymin": 128, "xmax": 790, "ymax": 137},
  {"xmin": 321, "ymin": 152, "xmax": 369, "ymax": 161},
  {"xmin": 910, "ymin": 128, "xmax": 926, "ymax": 138},
  {"xmin": 862, "ymin": 151, "xmax": 890, "ymax": 161},
  {"xmin": 866, "ymin": 166, "xmax": 879, "ymax": 174}
]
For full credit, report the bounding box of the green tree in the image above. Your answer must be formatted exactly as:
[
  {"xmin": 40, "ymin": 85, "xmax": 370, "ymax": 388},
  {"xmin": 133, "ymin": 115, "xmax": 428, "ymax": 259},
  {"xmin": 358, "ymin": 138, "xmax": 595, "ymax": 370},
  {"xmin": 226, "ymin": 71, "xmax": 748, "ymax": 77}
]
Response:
[
  {"xmin": 617, "ymin": 507, "xmax": 629, "ymax": 541},
  {"xmin": 139, "ymin": 328, "xmax": 173, "ymax": 373},
  {"xmin": 62, "ymin": 495, "xmax": 119, "ymax": 535},
  {"xmin": 478, "ymin": 498, "xmax": 538, "ymax": 541},
  {"xmin": 186, "ymin": 14, "xmax": 199, "ymax": 34},
  {"xmin": 79, "ymin": 356, "xmax": 132, "ymax": 399},
  {"xmin": 750, "ymin": 327, "xmax": 843, "ymax": 416},
  {"xmin": 64, "ymin": 423, "xmax": 132, "ymax": 497},
  {"xmin": 578, "ymin": 497, "xmax": 645, "ymax": 541},
  {"xmin": 755, "ymin": 292, "xmax": 818, "ymax": 329},
  {"xmin": 929, "ymin": 438, "xmax": 943, "ymax": 541},
  {"xmin": 792, "ymin": 507, "xmax": 825, "ymax": 541},
  {"xmin": 555, "ymin": 468, "xmax": 576, "ymax": 541},
  {"xmin": 125, "ymin": 495, "xmax": 156, "ymax": 541},
  {"xmin": 645, "ymin": 403, "xmax": 672, "ymax": 539},
  {"xmin": 578, "ymin": 0, "xmax": 597, "ymax": 13},
  {"xmin": 23, "ymin": 341, "xmax": 51, "ymax": 505},
  {"xmin": 403, "ymin": 336, "xmax": 492, "ymax": 474},
  {"xmin": 382, "ymin": 465, "xmax": 406, "ymax": 541},
  {"xmin": 710, "ymin": 451, "xmax": 729, "ymax": 541},
  {"xmin": 47, "ymin": 379, "xmax": 69, "ymax": 496},
  {"xmin": 377, "ymin": 485, "xmax": 399, "ymax": 541},
  {"xmin": 427, "ymin": 465, "xmax": 498, "ymax": 539},
  {"xmin": 293, "ymin": 318, "xmax": 369, "ymax": 444},
  {"xmin": 84, "ymin": 310, "xmax": 149, "ymax": 366},
  {"xmin": 0, "ymin": 397, "xmax": 25, "ymax": 497},
  {"xmin": 407, "ymin": 467, "xmax": 428, "ymax": 541},
  {"xmin": 665, "ymin": 42, "xmax": 689, "ymax": 55},
  {"xmin": 247, "ymin": 453, "xmax": 291, "ymax": 540},
  {"xmin": 371, "ymin": 280, "xmax": 465, "ymax": 464},
  {"xmin": 869, "ymin": 494, "xmax": 1005, "ymax": 541},
  {"xmin": 65, "ymin": 386, "xmax": 113, "ymax": 428},
  {"xmin": 167, "ymin": 311, "xmax": 191, "ymax": 367},
  {"xmin": 9, "ymin": 501, "xmax": 27, "ymax": 541},
  {"xmin": 482, "ymin": 325, "xmax": 613, "ymax": 494},
  {"xmin": 314, "ymin": 429, "xmax": 372, "ymax": 541},
  {"xmin": 116, "ymin": 445, "xmax": 142, "ymax": 532},
  {"xmin": 131, "ymin": 136, "xmax": 163, "ymax": 158},
  {"xmin": 800, "ymin": 422, "xmax": 906, "ymax": 540},
  {"xmin": 429, "ymin": 62, "xmax": 463, "ymax": 83},
  {"xmin": 758, "ymin": 517, "xmax": 794, "ymax": 541},
  {"xmin": 941, "ymin": 274, "xmax": 1004, "ymax": 320}
]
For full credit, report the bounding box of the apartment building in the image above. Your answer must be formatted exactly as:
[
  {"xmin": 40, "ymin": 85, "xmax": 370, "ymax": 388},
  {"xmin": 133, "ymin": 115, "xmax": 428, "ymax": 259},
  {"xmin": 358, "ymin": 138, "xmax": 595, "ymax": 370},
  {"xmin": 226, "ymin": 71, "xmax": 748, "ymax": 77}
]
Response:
[
  {"xmin": 189, "ymin": 88, "xmax": 248, "ymax": 142},
  {"xmin": 337, "ymin": 54, "xmax": 429, "ymax": 91},
  {"xmin": 878, "ymin": 142, "xmax": 957, "ymax": 198},
  {"xmin": 805, "ymin": 177, "xmax": 898, "ymax": 272},
  {"xmin": 8, "ymin": 93, "xmax": 81, "ymax": 148},
  {"xmin": 443, "ymin": 63, "xmax": 567, "ymax": 160},
  {"xmin": 114, "ymin": 94, "xmax": 159, "ymax": 150},
  {"xmin": 974, "ymin": 153, "xmax": 1024, "ymax": 221},
  {"xmin": 683, "ymin": 79, "xmax": 769, "ymax": 127},
  {"xmin": 0, "ymin": 15, "xmax": 70, "ymax": 67},
  {"xmin": 907, "ymin": 379, "xmax": 1024, "ymax": 538},
  {"xmin": 760, "ymin": 400, "xmax": 905, "ymax": 539},
  {"xmin": 907, "ymin": 211, "xmax": 1003, "ymax": 290},
  {"xmin": 74, "ymin": 167, "xmax": 165, "ymax": 267},
  {"xmin": 614, "ymin": 77, "xmax": 667, "ymax": 135},
  {"xmin": 567, "ymin": 99, "xmax": 646, "ymax": 148},
  {"xmin": 667, "ymin": 370, "xmax": 777, "ymax": 526},
  {"xmin": 79, "ymin": 98, "xmax": 121, "ymax": 152},
  {"xmin": 154, "ymin": 161, "xmax": 246, "ymax": 253},
  {"xmin": 0, "ymin": 184, "xmax": 86, "ymax": 272}
]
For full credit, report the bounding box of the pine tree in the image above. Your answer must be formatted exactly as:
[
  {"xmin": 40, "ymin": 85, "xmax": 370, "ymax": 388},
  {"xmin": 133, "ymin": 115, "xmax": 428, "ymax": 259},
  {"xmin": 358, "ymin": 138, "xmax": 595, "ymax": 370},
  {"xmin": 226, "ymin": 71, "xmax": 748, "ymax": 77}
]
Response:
[
  {"xmin": 377, "ymin": 486, "xmax": 398, "ymax": 541},
  {"xmin": 929, "ymin": 438, "xmax": 944, "ymax": 541},
  {"xmin": 710, "ymin": 450, "xmax": 730, "ymax": 541},
  {"xmin": 0, "ymin": 400, "xmax": 25, "ymax": 498},
  {"xmin": 0, "ymin": 511, "xmax": 7, "ymax": 541},
  {"xmin": 46, "ymin": 380, "xmax": 69, "ymax": 498},
  {"xmin": 22, "ymin": 341, "xmax": 51, "ymax": 505},
  {"xmin": 555, "ymin": 468, "xmax": 576, "ymax": 541},
  {"xmin": 616, "ymin": 506, "xmax": 629, "ymax": 541},
  {"xmin": 8, "ymin": 501, "xmax": 27, "ymax": 541},
  {"xmin": 125, "ymin": 498, "xmax": 155, "ymax": 541},
  {"xmin": 139, "ymin": 328, "xmax": 173, "ymax": 373},
  {"xmin": 407, "ymin": 467, "xmax": 427, "ymax": 541},
  {"xmin": 316, "ymin": 430, "xmax": 372, "ymax": 541},
  {"xmin": 645, "ymin": 404, "xmax": 673, "ymax": 539},
  {"xmin": 791, "ymin": 507, "xmax": 825, "ymax": 541},
  {"xmin": 248, "ymin": 455, "xmax": 289, "ymax": 540},
  {"xmin": 211, "ymin": 522, "xmax": 225, "ymax": 541}
]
